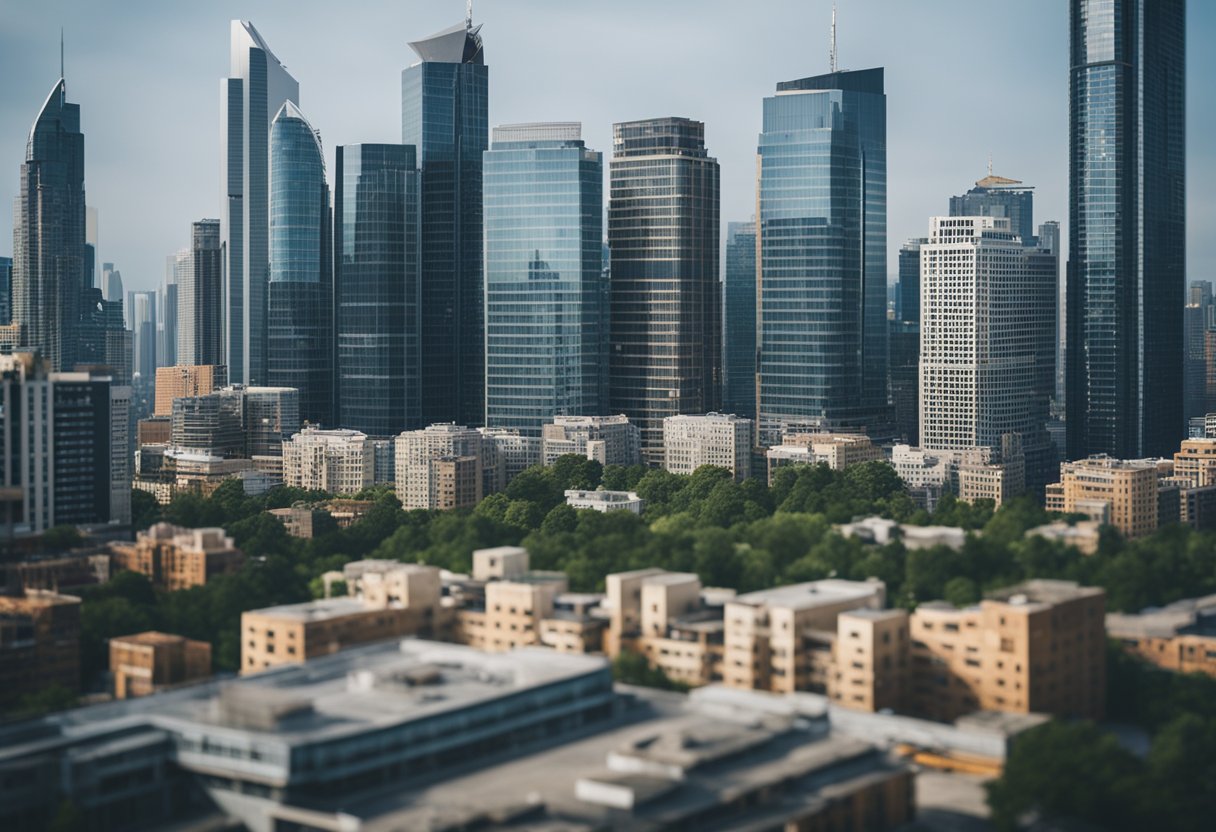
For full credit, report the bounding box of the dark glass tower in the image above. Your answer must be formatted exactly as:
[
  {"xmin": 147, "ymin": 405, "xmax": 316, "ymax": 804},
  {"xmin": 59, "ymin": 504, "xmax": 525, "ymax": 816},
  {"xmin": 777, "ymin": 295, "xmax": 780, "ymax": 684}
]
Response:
[
  {"xmin": 179, "ymin": 219, "xmax": 224, "ymax": 366},
  {"xmin": 335, "ymin": 144, "xmax": 421, "ymax": 436},
  {"xmin": 221, "ymin": 21, "xmax": 299, "ymax": 386},
  {"xmin": 948, "ymin": 173, "xmax": 1035, "ymax": 245},
  {"xmin": 402, "ymin": 17, "xmax": 488, "ymax": 427},
  {"xmin": 267, "ymin": 102, "xmax": 332, "ymax": 426},
  {"xmin": 12, "ymin": 78, "xmax": 85, "ymax": 372},
  {"xmin": 756, "ymin": 69, "xmax": 889, "ymax": 446},
  {"xmin": 1067, "ymin": 0, "xmax": 1185, "ymax": 459},
  {"xmin": 722, "ymin": 221, "xmax": 757, "ymax": 419},
  {"xmin": 484, "ymin": 123, "xmax": 606, "ymax": 435},
  {"xmin": 607, "ymin": 117, "xmax": 720, "ymax": 462},
  {"xmin": 890, "ymin": 238, "xmax": 925, "ymax": 445},
  {"xmin": 0, "ymin": 256, "xmax": 11, "ymax": 325}
]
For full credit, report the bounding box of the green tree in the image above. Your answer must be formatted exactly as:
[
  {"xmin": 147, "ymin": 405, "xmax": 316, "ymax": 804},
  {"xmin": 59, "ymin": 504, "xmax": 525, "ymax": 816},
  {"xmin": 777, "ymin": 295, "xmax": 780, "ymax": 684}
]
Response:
[
  {"xmin": 611, "ymin": 649, "xmax": 687, "ymax": 691},
  {"xmin": 130, "ymin": 488, "xmax": 161, "ymax": 530}
]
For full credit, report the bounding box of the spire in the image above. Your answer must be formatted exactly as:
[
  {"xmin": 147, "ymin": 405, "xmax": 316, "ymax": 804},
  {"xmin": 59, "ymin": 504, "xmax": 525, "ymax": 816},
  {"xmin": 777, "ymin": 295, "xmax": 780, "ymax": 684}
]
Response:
[
  {"xmin": 466, "ymin": 0, "xmax": 473, "ymax": 30},
  {"xmin": 60, "ymin": 26, "xmax": 64, "ymax": 81},
  {"xmin": 829, "ymin": 3, "xmax": 838, "ymax": 73},
  {"xmin": 988, "ymin": 153, "xmax": 993, "ymax": 178}
]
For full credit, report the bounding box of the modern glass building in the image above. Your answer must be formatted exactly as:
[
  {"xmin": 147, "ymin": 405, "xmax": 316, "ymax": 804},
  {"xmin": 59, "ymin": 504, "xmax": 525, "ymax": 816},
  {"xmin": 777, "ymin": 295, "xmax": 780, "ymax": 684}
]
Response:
[
  {"xmin": 402, "ymin": 17, "xmax": 488, "ymax": 428},
  {"xmin": 335, "ymin": 144, "xmax": 421, "ymax": 436},
  {"xmin": 890, "ymin": 237, "xmax": 925, "ymax": 445},
  {"xmin": 11, "ymin": 78, "xmax": 85, "ymax": 372},
  {"xmin": 607, "ymin": 117, "xmax": 720, "ymax": 462},
  {"xmin": 267, "ymin": 102, "xmax": 332, "ymax": 426},
  {"xmin": 722, "ymin": 221, "xmax": 756, "ymax": 419},
  {"xmin": 1067, "ymin": 0, "xmax": 1185, "ymax": 459},
  {"xmin": 222, "ymin": 21, "xmax": 299, "ymax": 386},
  {"xmin": 948, "ymin": 172, "xmax": 1035, "ymax": 245},
  {"xmin": 483, "ymin": 123, "xmax": 606, "ymax": 435},
  {"xmin": 756, "ymin": 68, "xmax": 889, "ymax": 446},
  {"xmin": 0, "ymin": 256, "xmax": 11, "ymax": 325},
  {"xmin": 178, "ymin": 220, "xmax": 223, "ymax": 366}
]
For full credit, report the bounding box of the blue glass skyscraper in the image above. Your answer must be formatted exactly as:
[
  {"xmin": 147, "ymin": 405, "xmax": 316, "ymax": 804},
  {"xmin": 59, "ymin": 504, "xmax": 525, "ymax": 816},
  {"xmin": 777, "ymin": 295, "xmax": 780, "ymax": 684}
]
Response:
[
  {"xmin": 335, "ymin": 144, "xmax": 421, "ymax": 436},
  {"xmin": 483, "ymin": 123, "xmax": 606, "ymax": 435},
  {"xmin": 1068, "ymin": 0, "xmax": 1185, "ymax": 459},
  {"xmin": 402, "ymin": 16, "xmax": 488, "ymax": 427},
  {"xmin": 722, "ymin": 221, "xmax": 756, "ymax": 419},
  {"xmin": 222, "ymin": 21, "xmax": 299, "ymax": 386},
  {"xmin": 12, "ymin": 78, "xmax": 85, "ymax": 372},
  {"xmin": 268, "ymin": 102, "xmax": 332, "ymax": 426},
  {"xmin": 756, "ymin": 68, "xmax": 889, "ymax": 445}
]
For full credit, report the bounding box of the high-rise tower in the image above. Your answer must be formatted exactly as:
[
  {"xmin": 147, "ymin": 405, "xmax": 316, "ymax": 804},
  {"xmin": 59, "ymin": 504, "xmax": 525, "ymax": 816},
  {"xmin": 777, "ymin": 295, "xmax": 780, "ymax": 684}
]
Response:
[
  {"xmin": 178, "ymin": 220, "xmax": 223, "ymax": 367},
  {"xmin": 722, "ymin": 221, "xmax": 757, "ymax": 419},
  {"xmin": 12, "ymin": 78, "xmax": 85, "ymax": 372},
  {"xmin": 1067, "ymin": 0, "xmax": 1185, "ymax": 458},
  {"xmin": 221, "ymin": 21, "xmax": 299, "ymax": 386},
  {"xmin": 608, "ymin": 117, "xmax": 720, "ymax": 463},
  {"xmin": 402, "ymin": 15, "xmax": 488, "ymax": 427}
]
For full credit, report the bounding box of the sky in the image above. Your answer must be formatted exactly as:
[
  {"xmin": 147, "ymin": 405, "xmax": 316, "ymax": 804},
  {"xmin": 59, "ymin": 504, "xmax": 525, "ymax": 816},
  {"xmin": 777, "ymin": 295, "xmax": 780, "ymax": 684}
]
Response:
[{"xmin": 0, "ymin": 0, "xmax": 1212, "ymax": 294}]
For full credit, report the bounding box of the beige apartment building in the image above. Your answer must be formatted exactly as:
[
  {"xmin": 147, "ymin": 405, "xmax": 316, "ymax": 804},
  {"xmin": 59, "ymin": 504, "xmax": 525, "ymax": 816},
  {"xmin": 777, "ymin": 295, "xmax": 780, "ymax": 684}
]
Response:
[
  {"xmin": 110, "ymin": 523, "xmax": 244, "ymax": 590},
  {"xmin": 541, "ymin": 414, "xmax": 641, "ymax": 466},
  {"xmin": 109, "ymin": 631, "xmax": 211, "ymax": 699},
  {"xmin": 662, "ymin": 413, "xmax": 753, "ymax": 480},
  {"xmin": 395, "ymin": 424, "xmax": 485, "ymax": 509},
  {"xmin": 829, "ymin": 608, "xmax": 911, "ymax": 713},
  {"xmin": 1173, "ymin": 438, "xmax": 1216, "ymax": 487},
  {"xmin": 153, "ymin": 364, "xmax": 226, "ymax": 417},
  {"xmin": 282, "ymin": 427, "xmax": 374, "ymax": 495},
  {"xmin": 0, "ymin": 589, "xmax": 81, "ymax": 708},
  {"xmin": 1046, "ymin": 455, "xmax": 1160, "ymax": 539},
  {"xmin": 766, "ymin": 433, "xmax": 884, "ymax": 483},
  {"xmin": 909, "ymin": 580, "xmax": 1105, "ymax": 722},
  {"xmin": 1106, "ymin": 594, "xmax": 1216, "ymax": 679}
]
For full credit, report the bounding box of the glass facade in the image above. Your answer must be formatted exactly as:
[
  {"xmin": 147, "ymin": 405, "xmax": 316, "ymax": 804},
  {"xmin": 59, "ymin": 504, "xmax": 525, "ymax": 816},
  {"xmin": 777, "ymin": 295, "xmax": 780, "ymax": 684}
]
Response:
[
  {"xmin": 0, "ymin": 256, "xmax": 12, "ymax": 325},
  {"xmin": 948, "ymin": 179, "xmax": 1035, "ymax": 245},
  {"xmin": 268, "ymin": 102, "xmax": 332, "ymax": 426},
  {"xmin": 222, "ymin": 21, "xmax": 299, "ymax": 385},
  {"xmin": 756, "ymin": 69, "xmax": 889, "ymax": 446},
  {"xmin": 402, "ymin": 20, "xmax": 488, "ymax": 427},
  {"xmin": 891, "ymin": 237, "xmax": 925, "ymax": 445},
  {"xmin": 483, "ymin": 123, "xmax": 606, "ymax": 435},
  {"xmin": 12, "ymin": 78, "xmax": 85, "ymax": 372},
  {"xmin": 607, "ymin": 118, "xmax": 720, "ymax": 462},
  {"xmin": 722, "ymin": 221, "xmax": 756, "ymax": 419},
  {"xmin": 335, "ymin": 144, "xmax": 421, "ymax": 437},
  {"xmin": 178, "ymin": 220, "xmax": 223, "ymax": 366},
  {"xmin": 1067, "ymin": 0, "xmax": 1185, "ymax": 458}
]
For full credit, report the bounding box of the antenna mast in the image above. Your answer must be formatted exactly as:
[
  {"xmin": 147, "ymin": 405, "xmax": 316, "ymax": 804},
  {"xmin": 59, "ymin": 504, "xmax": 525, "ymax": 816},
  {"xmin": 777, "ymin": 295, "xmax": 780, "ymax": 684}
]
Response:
[
  {"xmin": 466, "ymin": 0, "xmax": 473, "ymax": 29},
  {"xmin": 830, "ymin": 3, "xmax": 838, "ymax": 73},
  {"xmin": 60, "ymin": 27, "xmax": 64, "ymax": 79}
]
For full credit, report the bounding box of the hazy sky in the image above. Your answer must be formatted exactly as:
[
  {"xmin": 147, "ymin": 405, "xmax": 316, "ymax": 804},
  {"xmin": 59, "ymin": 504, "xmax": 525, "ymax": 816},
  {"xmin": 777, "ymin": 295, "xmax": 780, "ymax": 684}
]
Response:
[{"xmin": 1, "ymin": 0, "xmax": 1212, "ymax": 294}]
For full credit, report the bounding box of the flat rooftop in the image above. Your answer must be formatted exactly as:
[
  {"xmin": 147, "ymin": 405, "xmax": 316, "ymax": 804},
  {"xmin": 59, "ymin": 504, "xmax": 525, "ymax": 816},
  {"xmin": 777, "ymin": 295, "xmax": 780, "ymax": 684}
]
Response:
[
  {"xmin": 986, "ymin": 580, "xmax": 1104, "ymax": 608},
  {"xmin": 1106, "ymin": 594, "xmax": 1216, "ymax": 639},
  {"xmin": 244, "ymin": 596, "xmax": 374, "ymax": 622},
  {"xmin": 732, "ymin": 579, "xmax": 882, "ymax": 611}
]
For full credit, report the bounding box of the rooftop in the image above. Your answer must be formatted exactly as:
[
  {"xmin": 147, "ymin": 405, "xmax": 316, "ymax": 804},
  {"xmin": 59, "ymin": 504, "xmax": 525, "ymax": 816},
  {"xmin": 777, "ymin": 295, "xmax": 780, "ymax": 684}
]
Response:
[
  {"xmin": 986, "ymin": 580, "xmax": 1104, "ymax": 608},
  {"xmin": 732, "ymin": 579, "xmax": 883, "ymax": 612},
  {"xmin": 1106, "ymin": 594, "xmax": 1216, "ymax": 639}
]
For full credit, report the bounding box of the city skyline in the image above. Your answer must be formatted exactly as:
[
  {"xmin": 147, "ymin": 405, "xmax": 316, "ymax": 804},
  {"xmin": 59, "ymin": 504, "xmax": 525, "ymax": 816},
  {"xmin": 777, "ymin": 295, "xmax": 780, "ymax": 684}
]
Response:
[{"xmin": 1, "ymin": 0, "xmax": 1212, "ymax": 294}]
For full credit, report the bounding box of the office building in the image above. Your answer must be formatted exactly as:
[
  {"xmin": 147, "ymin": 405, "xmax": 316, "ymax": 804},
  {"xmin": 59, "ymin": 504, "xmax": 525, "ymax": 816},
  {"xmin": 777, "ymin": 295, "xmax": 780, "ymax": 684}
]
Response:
[
  {"xmin": 0, "ymin": 353, "xmax": 125, "ymax": 533},
  {"xmin": 77, "ymin": 286, "xmax": 130, "ymax": 384},
  {"xmin": 910, "ymin": 581, "xmax": 1105, "ymax": 722},
  {"xmin": 11, "ymin": 78, "xmax": 85, "ymax": 372},
  {"xmin": 158, "ymin": 251, "xmax": 180, "ymax": 369},
  {"xmin": 948, "ymin": 169, "xmax": 1035, "ymax": 244},
  {"xmin": 110, "ymin": 523, "xmax": 244, "ymax": 591},
  {"xmin": 154, "ymin": 364, "xmax": 227, "ymax": 417},
  {"xmin": 540, "ymin": 414, "xmax": 642, "ymax": 466},
  {"xmin": 395, "ymin": 423, "xmax": 484, "ymax": 509},
  {"xmin": 1107, "ymin": 594, "xmax": 1216, "ymax": 679},
  {"xmin": 766, "ymin": 432, "xmax": 884, "ymax": 483},
  {"xmin": 334, "ymin": 144, "xmax": 421, "ymax": 436},
  {"xmin": 109, "ymin": 632, "xmax": 212, "ymax": 699},
  {"xmin": 608, "ymin": 118, "xmax": 720, "ymax": 462},
  {"xmin": 267, "ymin": 101, "xmax": 332, "ymax": 426},
  {"xmin": 890, "ymin": 238, "xmax": 925, "ymax": 445},
  {"xmin": 478, "ymin": 426, "xmax": 541, "ymax": 492},
  {"xmin": 722, "ymin": 221, "xmax": 757, "ymax": 419},
  {"xmin": 170, "ymin": 389, "xmax": 244, "ymax": 458},
  {"xmin": 178, "ymin": 219, "xmax": 223, "ymax": 366},
  {"xmin": 243, "ymin": 386, "xmax": 300, "ymax": 458},
  {"xmin": 1067, "ymin": 0, "xmax": 1186, "ymax": 458},
  {"xmin": 222, "ymin": 20, "xmax": 299, "ymax": 385},
  {"xmin": 0, "ymin": 255, "xmax": 11, "ymax": 324},
  {"xmin": 282, "ymin": 427, "xmax": 374, "ymax": 495},
  {"xmin": 919, "ymin": 216, "xmax": 1054, "ymax": 494},
  {"xmin": 0, "ymin": 589, "xmax": 80, "ymax": 709},
  {"xmin": 403, "ymin": 15, "xmax": 488, "ymax": 427},
  {"xmin": 756, "ymin": 68, "xmax": 888, "ymax": 445},
  {"xmin": 662, "ymin": 413, "xmax": 753, "ymax": 480},
  {"xmin": 483, "ymin": 123, "xmax": 606, "ymax": 434},
  {"xmin": 1046, "ymin": 455, "xmax": 1161, "ymax": 540}
]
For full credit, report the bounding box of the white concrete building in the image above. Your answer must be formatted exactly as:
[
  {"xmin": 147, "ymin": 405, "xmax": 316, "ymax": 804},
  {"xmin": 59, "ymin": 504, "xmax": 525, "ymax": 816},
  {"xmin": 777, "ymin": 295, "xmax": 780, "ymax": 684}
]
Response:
[
  {"xmin": 395, "ymin": 423, "xmax": 485, "ymax": 509},
  {"xmin": 565, "ymin": 489, "xmax": 645, "ymax": 514},
  {"xmin": 282, "ymin": 427, "xmax": 374, "ymax": 495},
  {"xmin": 541, "ymin": 415, "xmax": 641, "ymax": 467},
  {"xmin": 662, "ymin": 413, "xmax": 753, "ymax": 480},
  {"xmin": 479, "ymin": 426, "xmax": 542, "ymax": 493}
]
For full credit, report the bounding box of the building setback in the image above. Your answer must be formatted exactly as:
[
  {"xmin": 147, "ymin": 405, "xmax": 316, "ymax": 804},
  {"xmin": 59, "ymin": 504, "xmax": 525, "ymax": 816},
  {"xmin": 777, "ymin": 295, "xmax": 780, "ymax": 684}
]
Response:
[
  {"xmin": 608, "ymin": 117, "xmax": 721, "ymax": 463},
  {"xmin": 1067, "ymin": 0, "xmax": 1185, "ymax": 458},
  {"xmin": 484, "ymin": 122, "xmax": 606, "ymax": 434},
  {"xmin": 756, "ymin": 69, "xmax": 889, "ymax": 445}
]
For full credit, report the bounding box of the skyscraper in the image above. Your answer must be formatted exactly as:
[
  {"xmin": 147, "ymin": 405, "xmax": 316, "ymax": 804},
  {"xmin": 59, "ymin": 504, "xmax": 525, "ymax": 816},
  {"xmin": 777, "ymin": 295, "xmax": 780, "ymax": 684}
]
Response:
[
  {"xmin": 178, "ymin": 220, "xmax": 223, "ymax": 367},
  {"xmin": 0, "ymin": 256, "xmax": 11, "ymax": 325},
  {"xmin": 102, "ymin": 262, "xmax": 123, "ymax": 306},
  {"xmin": 221, "ymin": 20, "xmax": 299, "ymax": 386},
  {"xmin": 756, "ymin": 68, "xmax": 889, "ymax": 445},
  {"xmin": 267, "ymin": 102, "xmax": 332, "ymax": 426},
  {"xmin": 722, "ymin": 222, "xmax": 756, "ymax": 419},
  {"xmin": 334, "ymin": 144, "xmax": 421, "ymax": 436},
  {"xmin": 948, "ymin": 170, "xmax": 1035, "ymax": 245},
  {"xmin": 890, "ymin": 238, "xmax": 925, "ymax": 445},
  {"xmin": 131, "ymin": 291, "xmax": 157, "ymax": 418},
  {"xmin": 159, "ymin": 252, "xmax": 179, "ymax": 369},
  {"xmin": 1067, "ymin": 0, "xmax": 1186, "ymax": 458},
  {"xmin": 402, "ymin": 15, "xmax": 488, "ymax": 427},
  {"xmin": 483, "ymin": 123, "xmax": 606, "ymax": 435},
  {"xmin": 607, "ymin": 117, "xmax": 720, "ymax": 463},
  {"xmin": 11, "ymin": 78, "xmax": 85, "ymax": 372}
]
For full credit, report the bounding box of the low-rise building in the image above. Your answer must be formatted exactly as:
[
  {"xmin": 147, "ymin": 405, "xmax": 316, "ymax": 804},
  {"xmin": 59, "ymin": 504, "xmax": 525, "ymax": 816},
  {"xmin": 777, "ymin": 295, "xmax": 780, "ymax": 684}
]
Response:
[
  {"xmin": 478, "ymin": 426, "xmax": 542, "ymax": 492},
  {"xmin": 1047, "ymin": 455, "xmax": 1160, "ymax": 539},
  {"xmin": 541, "ymin": 414, "xmax": 641, "ymax": 466},
  {"xmin": 1025, "ymin": 520, "xmax": 1103, "ymax": 555},
  {"xmin": 109, "ymin": 523, "xmax": 243, "ymax": 590},
  {"xmin": 767, "ymin": 432, "xmax": 885, "ymax": 483},
  {"xmin": 1106, "ymin": 594, "xmax": 1216, "ymax": 678},
  {"xmin": 282, "ymin": 427, "xmax": 374, "ymax": 495},
  {"xmin": 565, "ymin": 488, "xmax": 644, "ymax": 514},
  {"xmin": 837, "ymin": 516, "xmax": 968, "ymax": 551},
  {"xmin": 1173, "ymin": 437, "xmax": 1216, "ymax": 486},
  {"xmin": 663, "ymin": 412, "xmax": 753, "ymax": 480},
  {"xmin": 395, "ymin": 423, "xmax": 485, "ymax": 509},
  {"xmin": 109, "ymin": 631, "xmax": 211, "ymax": 699},
  {"xmin": 0, "ymin": 589, "xmax": 80, "ymax": 708}
]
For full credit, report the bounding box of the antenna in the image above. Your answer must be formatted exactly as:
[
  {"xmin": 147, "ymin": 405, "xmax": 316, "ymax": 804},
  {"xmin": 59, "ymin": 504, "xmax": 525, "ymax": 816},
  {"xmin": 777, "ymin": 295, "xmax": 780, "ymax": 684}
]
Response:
[
  {"xmin": 829, "ymin": 3, "xmax": 838, "ymax": 73},
  {"xmin": 60, "ymin": 27, "xmax": 64, "ymax": 79},
  {"xmin": 466, "ymin": 0, "xmax": 473, "ymax": 29},
  {"xmin": 988, "ymin": 153, "xmax": 993, "ymax": 177}
]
